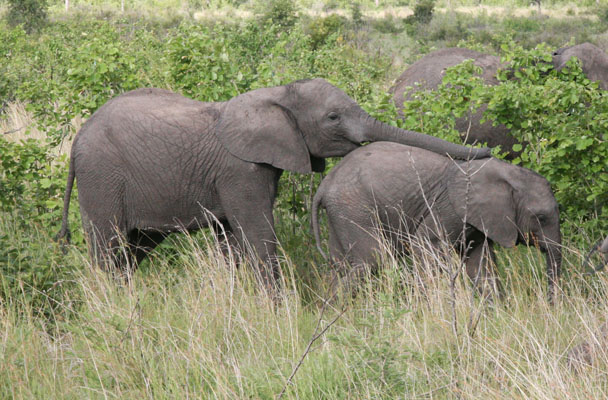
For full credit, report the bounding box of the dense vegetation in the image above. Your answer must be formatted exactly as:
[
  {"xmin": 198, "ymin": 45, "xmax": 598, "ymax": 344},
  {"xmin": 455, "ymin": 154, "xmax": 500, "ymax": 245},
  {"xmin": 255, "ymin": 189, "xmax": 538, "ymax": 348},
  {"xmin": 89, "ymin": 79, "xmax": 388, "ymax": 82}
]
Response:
[{"xmin": 1, "ymin": 1, "xmax": 608, "ymax": 397}]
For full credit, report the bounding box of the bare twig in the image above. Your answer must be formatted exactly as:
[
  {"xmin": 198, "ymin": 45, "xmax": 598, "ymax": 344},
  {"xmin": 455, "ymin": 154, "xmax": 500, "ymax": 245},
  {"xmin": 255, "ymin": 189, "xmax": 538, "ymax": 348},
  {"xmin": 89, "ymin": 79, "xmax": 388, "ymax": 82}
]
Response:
[
  {"xmin": 276, "ymin": 282, "xmax": 346, "ymax": 399},
  {"xmin": 2, "ymin": 126, "xmax": 24, "ymax": 135}
]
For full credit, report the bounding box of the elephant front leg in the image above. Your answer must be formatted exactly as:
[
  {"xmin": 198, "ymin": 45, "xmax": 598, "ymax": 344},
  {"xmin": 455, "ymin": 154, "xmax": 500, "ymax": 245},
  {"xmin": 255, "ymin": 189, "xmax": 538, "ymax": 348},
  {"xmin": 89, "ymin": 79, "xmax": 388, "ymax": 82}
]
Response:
[
  {"xmin": 217, "ymin": 174, "xmax": 282, "ymax": 296},
  {"xmin": 464, "ymin": 240, "xmax": 503, "ymax": 301}
]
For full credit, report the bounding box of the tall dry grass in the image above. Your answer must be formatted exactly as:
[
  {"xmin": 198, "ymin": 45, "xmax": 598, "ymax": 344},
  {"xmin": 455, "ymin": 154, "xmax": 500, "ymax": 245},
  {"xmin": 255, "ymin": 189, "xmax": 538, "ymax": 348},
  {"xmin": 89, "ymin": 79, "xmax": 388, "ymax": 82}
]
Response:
[{"xmin": 1, "ymin": 218, "xmax": 607, "ymax": 399}]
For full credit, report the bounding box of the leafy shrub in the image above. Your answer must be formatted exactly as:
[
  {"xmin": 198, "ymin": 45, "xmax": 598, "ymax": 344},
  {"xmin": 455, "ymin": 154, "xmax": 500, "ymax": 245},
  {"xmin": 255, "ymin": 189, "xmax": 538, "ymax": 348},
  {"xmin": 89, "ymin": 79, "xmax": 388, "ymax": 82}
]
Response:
[
  {"xmin": 307, "ymin": 14, "xmax": 347, "ymax": 49},
  {"xmin": 372, "ymin": 14, "xmax": 404, "ymax": 34},
  {"xmin": 408, "ymin": 0, "xmax": 435, "ymax": 25},
  {"xmin": 166, "ymin": 23, "xmax": 262, "ymax": 100},
  {"xmin": 256, "ymin": 0, "xmax": 298, "ymax": 29},
  {"xmin": 598, "ymin": 5, "xmax": 608, "ymax": 25},
  {"xmin": 6, "ymin": 0, "xmax": 47, "ymax": 33},
  {"xmin": 350, "ymin": 2, "xmax": 363, "ymax": 26},
  {"xmin": 0, "ymin": 137, "xmax": 72, "ymax": 225},
  {"xmin": 489, "ymin": 43, "xmax": 608, "ymax": 232}
]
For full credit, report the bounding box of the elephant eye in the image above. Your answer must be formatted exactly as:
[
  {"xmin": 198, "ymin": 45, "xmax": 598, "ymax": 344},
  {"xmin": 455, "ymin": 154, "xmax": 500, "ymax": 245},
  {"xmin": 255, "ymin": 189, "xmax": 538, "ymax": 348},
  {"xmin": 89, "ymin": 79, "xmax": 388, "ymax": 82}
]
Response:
[
  {"xmin": 327, "ymin": 112, "xmax": 340, "ymax": 121},
  {"xmin": 536, "ymin": 214, "xmax": 547, "ymax": 222}
]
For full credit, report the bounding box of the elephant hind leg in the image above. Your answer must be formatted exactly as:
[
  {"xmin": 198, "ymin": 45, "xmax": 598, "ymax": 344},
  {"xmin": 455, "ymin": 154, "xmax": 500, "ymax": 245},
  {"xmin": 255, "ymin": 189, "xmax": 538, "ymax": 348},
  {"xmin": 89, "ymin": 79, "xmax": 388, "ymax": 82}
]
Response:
[
  {"xmin": 325, "ymin": 210, "xmax": 382, "ymax": 298},
  {"xmin": 81, "ymin": 212, "xmax": 129, "ymax": 274},
  {"xmin": 127, "ymin": 230, "xmax": 167, "ymax": 270}
]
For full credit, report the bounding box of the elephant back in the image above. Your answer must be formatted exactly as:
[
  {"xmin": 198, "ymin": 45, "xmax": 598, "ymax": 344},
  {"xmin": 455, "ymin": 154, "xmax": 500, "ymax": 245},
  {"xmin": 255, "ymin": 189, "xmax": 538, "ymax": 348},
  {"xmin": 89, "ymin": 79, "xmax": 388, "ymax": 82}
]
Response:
[
  {"xmin": 552, "ymin": 42, "xmax": 608, "ymax": 90},
  {"xmin": 390, "ymin": 48, "xmax": 518, "ymax": 158},
  {"xmin": 390, "ymin": 48, "xmax": 502, "ymax": 107}
]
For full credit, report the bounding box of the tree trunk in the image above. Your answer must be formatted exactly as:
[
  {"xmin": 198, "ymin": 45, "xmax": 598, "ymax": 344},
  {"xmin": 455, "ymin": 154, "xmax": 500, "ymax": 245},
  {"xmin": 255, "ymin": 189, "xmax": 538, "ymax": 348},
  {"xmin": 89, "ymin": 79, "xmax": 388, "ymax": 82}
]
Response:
[{"xmin": 65, "ymin": 0, "xmax": 69, "ymax": 12}]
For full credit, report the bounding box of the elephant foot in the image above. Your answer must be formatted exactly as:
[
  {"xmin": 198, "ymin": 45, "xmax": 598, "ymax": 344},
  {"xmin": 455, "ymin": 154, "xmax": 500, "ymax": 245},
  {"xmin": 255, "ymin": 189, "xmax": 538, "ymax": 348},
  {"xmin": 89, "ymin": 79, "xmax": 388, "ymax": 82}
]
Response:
[{"xmin": 567, "ymin": 322, "xmax": 608, "ymax": 371}]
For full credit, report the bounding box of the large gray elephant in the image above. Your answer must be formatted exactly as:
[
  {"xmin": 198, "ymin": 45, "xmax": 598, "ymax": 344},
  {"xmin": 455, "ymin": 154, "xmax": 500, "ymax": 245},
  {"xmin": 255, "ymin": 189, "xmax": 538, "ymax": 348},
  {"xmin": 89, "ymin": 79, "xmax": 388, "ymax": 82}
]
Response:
[
  {"xmin": 56, "ymin": 78, "xmax": 489, "ymax": 291},
  {"xmin": 552, "ymin": 42, "xmax": 608, "ymax": 90},
  {"xmin": 390, "ymin": 48, "xmax": 520, "ymax": 158},
  {"xmin": 312, "ymin": 142, "xmax": 562, "ymax": 301}
]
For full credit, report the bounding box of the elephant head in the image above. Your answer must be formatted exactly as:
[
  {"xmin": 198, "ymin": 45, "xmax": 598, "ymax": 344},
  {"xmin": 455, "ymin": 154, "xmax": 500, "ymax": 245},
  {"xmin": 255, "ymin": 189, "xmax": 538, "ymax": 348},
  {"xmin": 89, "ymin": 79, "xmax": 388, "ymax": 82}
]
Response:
[
  {"xmin": 552, "ymin": 43, "xmax": 608, "ymax": 90},
  {"xmin": 216, "ymin": 78, "xmax": 490, "ymax": 174},
  {"xmin": 448, "ymin": 158, "xmax": 562, "ymax": 301}
]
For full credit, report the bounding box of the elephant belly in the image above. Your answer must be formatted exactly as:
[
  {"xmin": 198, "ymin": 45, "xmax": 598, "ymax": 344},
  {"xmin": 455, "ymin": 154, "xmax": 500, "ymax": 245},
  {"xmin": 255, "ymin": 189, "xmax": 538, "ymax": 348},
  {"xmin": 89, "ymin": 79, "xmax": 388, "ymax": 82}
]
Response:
[{"xmin": 126, "ymin": 183, "xmax": 224, "ymax": 232}]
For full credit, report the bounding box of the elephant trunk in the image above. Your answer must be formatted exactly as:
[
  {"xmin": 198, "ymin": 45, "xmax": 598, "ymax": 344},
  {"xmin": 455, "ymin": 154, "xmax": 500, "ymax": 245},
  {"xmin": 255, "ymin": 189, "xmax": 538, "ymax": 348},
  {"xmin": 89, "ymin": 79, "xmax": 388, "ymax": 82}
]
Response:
[
  {"xmin": 366, "ymin": 118, "xmax": 492, "ymax": 160},
  {"xmin": 544, "ymin": 240, "xmax": 562, "ymax": 304}
]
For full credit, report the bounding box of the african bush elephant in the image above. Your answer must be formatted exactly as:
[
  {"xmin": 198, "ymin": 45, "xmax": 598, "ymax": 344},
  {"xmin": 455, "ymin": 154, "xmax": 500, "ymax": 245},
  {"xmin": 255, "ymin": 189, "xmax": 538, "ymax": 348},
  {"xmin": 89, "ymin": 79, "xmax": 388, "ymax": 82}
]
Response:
[
  {"xmin": 56, "ymin": 78, "xmax": 490, "ymax": 291},
  {"xmin": 552, "ymin": 42, "xmax": 608, "ymax": 90},
  {"xmin": 390, "ymin": 48, "xmax": 520, "ymax": 158},
  {"xmin": 312, "ymin": 142, "xmax": 562, "ymax": 301}
]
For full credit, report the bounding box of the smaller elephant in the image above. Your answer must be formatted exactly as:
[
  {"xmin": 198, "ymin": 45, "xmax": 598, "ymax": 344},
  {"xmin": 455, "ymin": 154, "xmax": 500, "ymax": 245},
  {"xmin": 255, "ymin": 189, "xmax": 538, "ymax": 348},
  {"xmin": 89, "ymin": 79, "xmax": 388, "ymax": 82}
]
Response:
[
  {"xmin": 312, "ymin": 142, "xmax": 562, "ymax": 300},
  {"xmin": 552, "ymin": 42, "xmax": 608, "ymax": 90}
]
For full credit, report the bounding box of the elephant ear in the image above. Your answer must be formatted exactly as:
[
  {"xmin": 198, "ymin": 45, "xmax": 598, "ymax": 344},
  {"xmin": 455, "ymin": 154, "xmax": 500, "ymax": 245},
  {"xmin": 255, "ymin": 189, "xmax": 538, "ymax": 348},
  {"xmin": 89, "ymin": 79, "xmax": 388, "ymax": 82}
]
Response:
[
  {"xmin": 215, "ymin": 88, "xmax": 312, "ymax": 174},
  {"xmin": 447, "ymin": 159, "xmax": 518, "ymax": 247}
]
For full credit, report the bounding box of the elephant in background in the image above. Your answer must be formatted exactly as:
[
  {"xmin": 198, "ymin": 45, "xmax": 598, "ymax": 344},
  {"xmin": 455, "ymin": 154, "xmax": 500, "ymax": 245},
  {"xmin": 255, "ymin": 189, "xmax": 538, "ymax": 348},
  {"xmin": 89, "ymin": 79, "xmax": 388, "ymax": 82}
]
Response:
[
  {"xmin": 552, "ymin": 42, "xmax": 608, "ymax": 90},
  {"xmin": 312, "ymin": 142, "xmax": 562, "ymax": 301},
  {"xmin": 390, "ymin": 48, "xmax": 520, "ymax": 158},
  {"xmin": 56, "ymin": 78, "xmax": 490, "ymax": 292},
  {"xmin": 391, "ymin": 44, "xmax": 608, "ymax": 159}
]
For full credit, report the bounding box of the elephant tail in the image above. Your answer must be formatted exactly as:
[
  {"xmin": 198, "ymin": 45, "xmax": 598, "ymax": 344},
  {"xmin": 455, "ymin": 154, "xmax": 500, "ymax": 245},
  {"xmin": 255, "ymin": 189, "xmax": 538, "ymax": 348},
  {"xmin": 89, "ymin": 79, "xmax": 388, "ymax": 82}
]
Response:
[
  {"xmin": 311, "ymin": 188, "xmax": 328, "ymax": 261},
  {"xmin": 55, "ymin": 158, "xmax": 75, "ymax": 244}
]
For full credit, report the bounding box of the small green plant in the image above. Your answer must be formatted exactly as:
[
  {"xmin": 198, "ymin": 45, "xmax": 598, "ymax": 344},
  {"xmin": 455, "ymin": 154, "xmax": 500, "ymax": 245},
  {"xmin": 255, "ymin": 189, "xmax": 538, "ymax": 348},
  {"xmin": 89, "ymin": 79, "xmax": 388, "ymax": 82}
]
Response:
[
  {"xmin": 411, "ymin": 0, "xmax": 435, "ymax": 25},
  {"xmin": 6, "ymin": 0, "xmax": 47, "ymax": 33},
  {"xmin": 257, "ymin": 0, "xmax": 298, "ymax": 29},
  {"xmin": 307, "ymin": 14, "xmax": 346, "ymax": 49},
  {"xmin": 350, "ymin": 2, "xmax": 363, "ymax": 26},
  {"xmin": 372, "ymin": 13, "xmax": 404, "ymax": 34}
]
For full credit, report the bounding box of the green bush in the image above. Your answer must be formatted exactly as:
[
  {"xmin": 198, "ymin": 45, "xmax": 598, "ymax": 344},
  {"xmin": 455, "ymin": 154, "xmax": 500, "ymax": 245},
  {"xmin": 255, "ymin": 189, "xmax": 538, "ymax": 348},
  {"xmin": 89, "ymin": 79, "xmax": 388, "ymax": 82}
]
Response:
[
  {"xmin": 372, "ymin": 14, "xmax": 404, "ymax": 34},
  {"xmin": 6, "ymin": 0, "xmax": 47, "ymax": 33},
  {"xmin": 410, "ymin": 0, "xmax": 435, "ymax": 25},
  {"xmin": 256, "ymin": 0, "xmax": 298, "ymax": 29},
  {"xmin": 307, "ymin": 14, "xmax": 347, "ymax": 49},
  {"xmin": 350, "ymin": 2, "xmax": 363, "ymax": 26}
]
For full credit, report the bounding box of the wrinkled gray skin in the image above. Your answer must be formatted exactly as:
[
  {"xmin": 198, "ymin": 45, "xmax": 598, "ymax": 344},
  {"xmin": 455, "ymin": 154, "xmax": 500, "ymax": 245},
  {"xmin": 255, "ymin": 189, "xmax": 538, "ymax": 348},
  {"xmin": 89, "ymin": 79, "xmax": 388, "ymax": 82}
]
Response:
[
  {"xmin": 312, "ymin": 142, "xmax": 562, "ymax": 301},
  {"xmin": 56, "ymin": 79, "xmax": 490, "ymax": 291},
  {"xmin": 552, "ymin": 42, "xmax": 608, "ymax": 90},
  {"xmin": 390, "ymin": 48, "xmax": 520, "ymax": 158}
]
